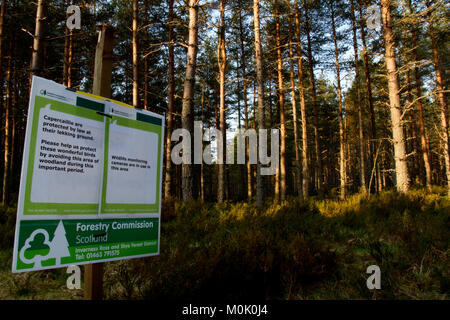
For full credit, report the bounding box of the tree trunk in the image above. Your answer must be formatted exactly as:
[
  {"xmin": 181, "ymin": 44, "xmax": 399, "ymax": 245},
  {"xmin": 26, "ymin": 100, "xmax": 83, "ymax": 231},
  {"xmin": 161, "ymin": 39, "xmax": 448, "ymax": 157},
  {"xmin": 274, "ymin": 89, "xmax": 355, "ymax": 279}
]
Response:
[
  {"xmin": 381, "ymin": 0, "xmax": 409, "ymax": 193},
  {"xmin": 0, "ymin": 0, "xmax": 6, "ymax": 139},
  {"xmin": 164, "ymin": 0, "xmax": 175, "ymax": 199},
  {"xmin": 331, "ymin": 3, "xmax": 346, "ymax": 199},
  {"xmin": 405, "ymin": 71, "xmax": 422, "ymax": 185},
  {"xmin": 407, "ymin": 0, "xmax": 432, "ymax": 191},
  {"xmin": 10, "ymin": 63, "xmax": 18, "ymax": 180},
  {"xmin": 253, "ymin": 0, "xmax": 265, "ymax": 207},
  {"xmin": 351, "ymin": 0, "xmax": 366, "ymax": 193},
  {"xmin": 268, "ymin": 73, "xmax": 274, "ymax": 193},
  {"xmin": 359, "ymin": 5, "xmax": 377, "ymax": 193},
  {"xmin": 31, "ymin": 0, "xmax": 46, "ymax": 78},
  {"xmin": 200, "ymin": 86, "xmax": 205, "ymax": 201},
  {"xmin": 239, "ymin": 9, "xmax": 252, "ymax": 201},
  {"xmin": 181, "ymin": 0, "xmax": 200, "ymax": 201},
  {"xmin": 295, "ymin": 4, "xmax": 309, "ymax": 200},
  {"xmin": 427, "ymin": 2, "xmax": 450, "ymax": 196},
  {"xmin": 132, "ymin": 0, "xmax": 139, "ymax": 108},
  {"xmin": 304, "ymin": 0, "xmax": 322, "ymax": 196},
  {"xmin": 288, "ymin": 13, "xmax": 302, "ymax": 199},
  {"xmin": 217, "ymin": 0, "xmax": 227, "ymax": 203},
  {"xmin": 2, "ymin": 36, "xmax": 13, "ymax": 206},
  {"xmin": 144, "ymin": 0, "xmax": 150, "ymax": 110},
  {"xmin": 275, "ymin": 1, "xmax": 286, "ymax": 201},
  {"xmin": 236, "ymin": 53, "xmax": 246, "ymax": 198},
  {"xmin": 64, "ymin": 0, "xmax": 73, "ymax": 88}
]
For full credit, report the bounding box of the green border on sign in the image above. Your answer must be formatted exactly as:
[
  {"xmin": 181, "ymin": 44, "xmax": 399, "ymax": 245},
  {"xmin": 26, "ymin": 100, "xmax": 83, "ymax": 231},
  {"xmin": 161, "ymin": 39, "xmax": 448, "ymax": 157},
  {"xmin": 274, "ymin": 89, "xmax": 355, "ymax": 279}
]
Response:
[
  {"xmin": 23, "ymin": 96, "xmax": 105, "ymax": 216},
  {"xmin": 100, "ymin": 115, "xmax": 162, "ymax": 214}
]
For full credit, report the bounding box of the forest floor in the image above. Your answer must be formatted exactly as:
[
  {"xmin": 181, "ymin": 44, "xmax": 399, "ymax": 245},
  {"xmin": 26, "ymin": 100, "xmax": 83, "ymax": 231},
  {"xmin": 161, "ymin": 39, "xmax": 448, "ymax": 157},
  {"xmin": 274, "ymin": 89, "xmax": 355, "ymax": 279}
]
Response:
[{"xmin": 0, "ymin": 188, "xmax": 449, "ymax": 300}]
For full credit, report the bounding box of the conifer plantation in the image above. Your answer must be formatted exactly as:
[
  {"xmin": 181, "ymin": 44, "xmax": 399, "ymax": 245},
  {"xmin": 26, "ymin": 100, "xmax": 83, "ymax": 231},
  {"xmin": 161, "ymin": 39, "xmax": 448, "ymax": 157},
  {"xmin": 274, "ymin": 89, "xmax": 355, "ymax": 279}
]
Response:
[{"xmin": 0, "ymin": 0, "xmax": 448, "ymax": 300}]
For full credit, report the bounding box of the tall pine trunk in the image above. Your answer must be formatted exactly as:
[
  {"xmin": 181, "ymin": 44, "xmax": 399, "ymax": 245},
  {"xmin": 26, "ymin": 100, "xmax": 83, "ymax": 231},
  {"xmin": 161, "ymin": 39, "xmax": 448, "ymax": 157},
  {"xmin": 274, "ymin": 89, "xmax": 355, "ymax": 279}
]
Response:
[
  {"xmin": 304, "ymin": 0, "xmax": 322, "ymax": 195},
  {"xmin": 63, "ymin": 0, "xmax": 73, "ymax": 87},
  {"xmin": 405, "ymin": 71, "xmax": 422, "ymax": 185},
  {"xmin": 359, "ymin": 5, "xmax": 378, "ymax": 193},
  {"xmin": 295, "ymin": 4, "xmax": 309, "ymax": 200},
  {"xmin": 275, "ymin": 1, "xmax": 286, "ymax": 201},
  {"xmin": 351, "ymin": 0, "xmax": 366, "ymax": 193},
  {"xmin": 381, "ymin": 0, "xmax": 409, "ymax": 193},
  {"xmin": 31, "ymin": 0, "xmax": 46, "ymax": 78},
  {"xmin": 181, "ymin": 0, "xmax": 199, "ymax": 201},
  {"xmin": 331, "ymin": 3, "xmax": 346, "ymax": 199},
  {"xmin": 0, "ymin": 0, "xmax": 5, "ymax": 142},
  {"xmin": 2, "ymin": 36, "xmax": 13, "ymax": 206},
  {"xmin": 288, "ymin": 13, "xmax": 302, "ymax": 199},
  {"xmin": 253, "ymin": 0, "xmax": 265, "ymax": 207},
  {"xmin": 132, "ymin": 0, "xmax": 139, "ymax": 108},
  {"xmin": 144, "ymin": 0, "xmax": 150, "ymax": 110},
  {"xmin": 239, "ymin": 10, "xmax": 252, "ymax": 201},
  {"xmin": 164, "ymin": 0, "xmax": 175, "ymax": 199},
  {"xmin": 217, "ymin": 0, "xmax": 226, "ymax": 203},
  {"xmin": 407, "ymin": 0, "xmax": 432, "ymax": 191}
]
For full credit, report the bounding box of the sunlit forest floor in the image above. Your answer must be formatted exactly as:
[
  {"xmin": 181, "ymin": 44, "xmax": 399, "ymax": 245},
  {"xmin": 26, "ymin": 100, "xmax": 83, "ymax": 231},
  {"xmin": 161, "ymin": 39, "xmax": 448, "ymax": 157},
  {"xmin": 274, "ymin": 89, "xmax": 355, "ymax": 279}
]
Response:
[{"xmin": 1, "ymin": 188, "xmax": 449, "ymax": 300}]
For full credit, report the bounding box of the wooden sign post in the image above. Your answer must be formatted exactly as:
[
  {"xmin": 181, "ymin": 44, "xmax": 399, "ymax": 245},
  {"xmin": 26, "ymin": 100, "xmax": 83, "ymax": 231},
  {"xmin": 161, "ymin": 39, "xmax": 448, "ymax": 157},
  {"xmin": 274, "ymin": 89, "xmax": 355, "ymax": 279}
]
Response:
[{"xmin": 84, "ymin": 25, "xmax": 115, "ymax": 301}]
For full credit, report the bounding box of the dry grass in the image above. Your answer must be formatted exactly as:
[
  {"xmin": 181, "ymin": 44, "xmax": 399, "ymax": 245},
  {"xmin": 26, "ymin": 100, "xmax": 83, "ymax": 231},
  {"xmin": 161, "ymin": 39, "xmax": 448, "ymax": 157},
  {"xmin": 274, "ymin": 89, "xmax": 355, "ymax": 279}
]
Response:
[{"xmin": 0, "ymin": 188, "xmax": 448, "ymax": 300}]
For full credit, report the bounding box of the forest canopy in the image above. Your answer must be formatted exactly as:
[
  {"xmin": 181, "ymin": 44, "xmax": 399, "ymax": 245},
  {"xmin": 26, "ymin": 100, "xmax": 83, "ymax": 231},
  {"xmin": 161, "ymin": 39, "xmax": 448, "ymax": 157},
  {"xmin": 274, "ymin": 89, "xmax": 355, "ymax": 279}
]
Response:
[{"xmin": 0, "ymin": 0, "xmax": 449, "ymax": 205}]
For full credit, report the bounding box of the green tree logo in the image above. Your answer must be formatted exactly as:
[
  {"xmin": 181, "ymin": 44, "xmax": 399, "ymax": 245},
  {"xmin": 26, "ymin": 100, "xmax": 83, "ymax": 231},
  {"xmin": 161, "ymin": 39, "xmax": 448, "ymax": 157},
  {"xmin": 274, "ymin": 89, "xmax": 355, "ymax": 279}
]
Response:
[
  {"xmin": 19, "ymin": 221, "xmax": 71, "ymax": 268},
  {"xmin": 19, "ymin": 229, "xmax": 51, "ymax": 268}
]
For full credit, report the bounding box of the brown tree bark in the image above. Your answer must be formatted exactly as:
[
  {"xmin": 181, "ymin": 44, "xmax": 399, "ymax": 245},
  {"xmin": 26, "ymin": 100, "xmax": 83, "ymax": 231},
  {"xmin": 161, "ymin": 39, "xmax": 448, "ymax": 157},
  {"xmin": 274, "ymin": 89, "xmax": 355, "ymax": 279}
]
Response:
[
  {"xmin": 63, "ymin": 0, "xmax": 73, "ymax": 87},
  {"xmin": 200, "ymin": 85, "xmax": 205, "ymax": 201},
  {"xmin": 275, "ymin": 1, "xmax": 286, "ymax": 201},
  {"xmin": 2, "ymin": 36, "xmax": 13, "ymax": 206},
  {"xmin": 181, "ymin": 0, "xmax": 200, "ymax": 201},
  {"xmin": 304, "ymin": 0, "xmax": 323, "ymax": 196},
  {"xmin": 381, "ymin": 0, "xmax": 409, "ymax": 193},
  {"xmin": 295, "ymin": 3, "xmax": 309, "ymax": 200},
  {"xmin": 0, "ymin": 0, "xmax": 6, "ymax": 131},
  {"xmin": 132, "ymin": 0, "xmax": 139, "ymax": 108},
  {"xmin": 217, "ymin": 0, "xmax": 227, "ymax": 203},
  {"xmin": 144, "ymin": 0, "xmax": 150, "ymax": 110},
  {"xmin": 164, "ymin": 0, "xmax": 175, "ymax": 199},
  {"xmin": 31, "ymin": 0, "xmax": 46, "ymax": 78},
  {"xmin": 239, "ymin": 9, "xmax": 253, "ymax": 201},
  {"xmin": 253, "ymin": 0, "xmax": 265, "ymax": 207},
  {"xmin": 331, "ymin": 3, "xmax": 346, "ymax": 199},
  {"xmin": 359, "ymin": 5, "xmax": 378, "ymax": 192},
  {"xmin": 405, "ymin": 71, "xmax": 422, "ymax": 185},
  {"xmin": 288, "ymin": 13, "xmax": 302, "ymax": 199},
  {"xmin": 351, "ymin": 0, "xmax": 366, "ymax": 193},
  {"xmin": 407, "ymin": 0, "xmax": 432, "ymax": 191}
]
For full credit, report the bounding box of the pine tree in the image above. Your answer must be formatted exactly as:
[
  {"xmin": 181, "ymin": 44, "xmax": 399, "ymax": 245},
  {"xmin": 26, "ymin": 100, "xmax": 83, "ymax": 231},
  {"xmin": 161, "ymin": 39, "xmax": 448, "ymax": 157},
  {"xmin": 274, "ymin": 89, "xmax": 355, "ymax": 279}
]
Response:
[
  {"xmin": 181, "ymin": 0, "xmax": 200, "ymax": 201},
  {"xmin": 48, "ymin": 221, "xmax": 71, "ymax": 265},
  {"xmin": 381, "ymin": 0, "xmax": 409, "ymax": 193},
  {"xmin": 253, "ymin": 0, "xmax": 265, "ymax": 207},
  {"xmin": 217, "ymin": 0, "xmax": 227, "ymax": 203},
  {"xmin": 288, "ymin": 9, "xmax": 302, "ymax": 199},
  {"xmin": 31, "ymin": 0, "xmax": 46, "ymax": 78},
  {"xmin": 132, "ymin": 0, "xmax": 139, "ymax": 108},
  {"xmin": 330, "ymin": 0, "xmax": 346, "ymax": 199}
]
